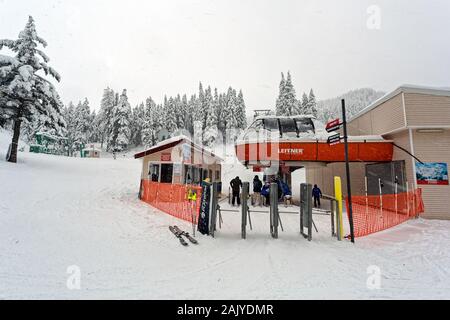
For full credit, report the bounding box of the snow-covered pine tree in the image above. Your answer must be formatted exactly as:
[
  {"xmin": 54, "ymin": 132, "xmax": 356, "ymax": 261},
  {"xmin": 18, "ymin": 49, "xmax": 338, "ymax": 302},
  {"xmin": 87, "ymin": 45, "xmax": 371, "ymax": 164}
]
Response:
[
  {"xmin": 186, "ymin": 94, "xmax": 197, "ymax": 136},
  {"xmin": 130, "ymin": 102, "xmax": 145, "ymax": 147},
  {"xmin": 235, "ymin": 89, "xmax": 247, "ymax": 130},
  {"xmin": 62, "ymin": 102, "xmax": 78, "ymax": 156},
  {"xmin": 275, "ymin": 73, "xmax": 286, "ymax": 116},
  {"xmin": 142, "ymin": 96, "xmax": 158, "ymax": 147},
  {"xmin": 0, "ymin": 16, "xmax": 65, "ymax": 163},
  {"xmin": 74, "ymin": 98, "xmax": 91, "ymax": 147},
  {"xmin": 308, "ymin": 89, "xmax": 318, "ymax": 117},
  {"xmin": 165, "ymin": 96, "xmax": 178, "ymax": 135},
  {"xmin": 174, "ymin": 94, "xmax": 186, "ymax": 131},
  {"xmin": 202, "ymin": 86, "xmax": 216, "ymax": 145},
  {"xmin": 111, "ymin": 89, "xmax": 132, "ymax": 151},
  {"xmin": 283, "ymin": 72, "xmax": 297, "ymax": 116},
  {"xmin": 301, "ymin": 92, "xmax": 309, "ymax": 115},
  {"xmin": 108, "ymin": 89, "xmax": 131, "ymax": 151},
  {"xmin": 96, "ymin": 87, "xmax": 115, "ymax": 149},
  {"xmin": 203, "ymin": 87, "xmax": 219, "ymax": 146},
  {"xmin": 180, "ymin": 94, "xmax": 191, "ymax": 135},
  {"xmin": 89, "ymin": 109, "xmax": 98, "ymax": 143}
]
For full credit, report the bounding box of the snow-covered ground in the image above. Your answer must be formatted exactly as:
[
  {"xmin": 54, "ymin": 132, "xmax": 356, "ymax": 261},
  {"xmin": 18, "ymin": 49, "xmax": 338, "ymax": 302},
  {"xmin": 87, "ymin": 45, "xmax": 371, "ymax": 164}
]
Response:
[{"xmin": 1, "ymin": 130, "xmax": 450, "ymax": 299}]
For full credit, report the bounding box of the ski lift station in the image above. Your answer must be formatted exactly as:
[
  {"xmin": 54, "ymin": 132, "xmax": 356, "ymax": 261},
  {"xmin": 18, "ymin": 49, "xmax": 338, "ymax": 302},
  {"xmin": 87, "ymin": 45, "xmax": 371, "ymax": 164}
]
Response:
[
  {"xmin": 236, "ymin": 85, "xmax": 450, "ymax": 221},
  {"xmin": 133, "ymin": 84, "xmax": 447, "ymax": 242}
]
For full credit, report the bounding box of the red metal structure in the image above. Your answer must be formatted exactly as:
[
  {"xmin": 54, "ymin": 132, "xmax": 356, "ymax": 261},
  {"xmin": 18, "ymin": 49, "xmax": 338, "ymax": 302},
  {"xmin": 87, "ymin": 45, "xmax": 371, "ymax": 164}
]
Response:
[{"xmin": 235, "ymin": 116, "xmax": 393, "ymax": 167}]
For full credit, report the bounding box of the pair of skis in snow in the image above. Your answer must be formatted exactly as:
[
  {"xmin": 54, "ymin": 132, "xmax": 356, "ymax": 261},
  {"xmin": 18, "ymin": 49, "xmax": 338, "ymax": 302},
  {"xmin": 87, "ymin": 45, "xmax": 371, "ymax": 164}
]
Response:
[{"xmin": 169, "ymin": 226, "xmax": 198, "ymax": 246}]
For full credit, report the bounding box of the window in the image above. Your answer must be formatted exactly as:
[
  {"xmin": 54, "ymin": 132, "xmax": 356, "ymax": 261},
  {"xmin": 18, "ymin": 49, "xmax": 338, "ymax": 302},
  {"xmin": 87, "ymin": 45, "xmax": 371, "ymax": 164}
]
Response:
[
  {"xmin": 263, "ymin": 118, "xmax": 279, "ymax": 131},
  {"xmin": 149, "ymin": 164, "xmax": 160, "ymax": 182},
  {"xmin": 215, "ymin": 170, "xmax": 221, "ymax": 180},
  {"xmin": 254, "ymin": 120, "xmax": 264, "ymax": 130},
  {"xmin": 160, "ymin": 164, "xmax": 173, "ymax": 183},
  {"xmin": 295, "ymin": 118, "xmax": 315, "ymax": 134},
  {"xmin": 244, "ymin": 120, "xmax": 264, "ymax": 140},
  {"xmin": 279, "ymin": 118, "xmax": 298, "ymax": 137},
  {"xmin": 184, "ymin": 165, "xmax": 193, "ymax": 184}
]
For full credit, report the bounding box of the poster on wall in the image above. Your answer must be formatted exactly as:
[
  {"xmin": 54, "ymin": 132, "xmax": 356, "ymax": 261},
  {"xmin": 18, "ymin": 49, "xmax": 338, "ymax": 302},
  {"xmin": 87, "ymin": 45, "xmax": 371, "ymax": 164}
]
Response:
[
  {"xmin": 182, "ymin": 144, "xmax": 192, "ymax": 164},
  {"xmin": 416, "ymin": 162, "xmax": 448, "ymax": 185},
  {"xmin": 173, "ymin": 163, "xmax": 182, "ymax": 175},
  {"xmin": 198, "ymin": 182, "xmax": 211, "ymax": 235}
]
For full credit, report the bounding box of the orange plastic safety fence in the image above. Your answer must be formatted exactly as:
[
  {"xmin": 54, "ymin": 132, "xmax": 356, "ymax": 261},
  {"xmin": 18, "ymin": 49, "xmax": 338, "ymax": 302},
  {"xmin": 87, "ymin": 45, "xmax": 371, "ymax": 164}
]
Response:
[
  {"xmin": 346, "ymin": 189, "xmax": 425, "ymax": 238},
  {"xmin": 140, "ymin": 180, "xmax": 202, "ymax": 223}
]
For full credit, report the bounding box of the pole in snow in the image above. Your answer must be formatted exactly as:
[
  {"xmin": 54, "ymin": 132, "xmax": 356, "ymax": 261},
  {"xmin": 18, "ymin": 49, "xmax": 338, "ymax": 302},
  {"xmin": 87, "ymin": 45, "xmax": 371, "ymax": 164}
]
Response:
[{"xmin": 342, "ymin": 99, "xmax": 355, "ymax": 243}]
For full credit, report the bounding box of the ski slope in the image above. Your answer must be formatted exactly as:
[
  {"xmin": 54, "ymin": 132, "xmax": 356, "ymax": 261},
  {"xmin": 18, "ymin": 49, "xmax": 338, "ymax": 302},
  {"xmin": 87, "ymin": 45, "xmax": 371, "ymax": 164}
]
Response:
[{"xmin": 1, "ymin": 130, "xmax": 450, "ymax": 299}]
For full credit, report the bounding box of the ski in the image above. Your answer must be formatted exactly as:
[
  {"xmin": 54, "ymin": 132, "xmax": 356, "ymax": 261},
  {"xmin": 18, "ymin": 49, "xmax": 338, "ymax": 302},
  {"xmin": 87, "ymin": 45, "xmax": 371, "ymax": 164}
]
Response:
[
  {"xmin": 174, "ymin": 226, "xmax": 198, "ymax": 245},
  {"xmin": 169, "ymin": 226, "xmax": 188, "ymax": 246}
]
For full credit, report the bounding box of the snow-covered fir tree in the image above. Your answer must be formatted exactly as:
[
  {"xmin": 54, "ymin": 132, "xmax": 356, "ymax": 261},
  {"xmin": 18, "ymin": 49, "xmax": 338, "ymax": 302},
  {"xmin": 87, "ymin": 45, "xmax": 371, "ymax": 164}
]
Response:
[
  {"xmin": 130, "ymin": 102, "xmax": 145, "ymax": 147},
  {"xmin": 275, "ymin": 72, "xmax": 299, "ymax": 116},
  {"xmin": 74, "ymin": 98, "xmax": 91, "ymax": 146},
  {"xmin": 165, "ymin": 96, "xmax": 178, "ymax": 135},
  {"xmin": 108, "ymin": 89, "xmax": 131, "ymax": 151},
  {"xmin": 89, "ymin": 109, "xmax": 98, "ymax": 143},
  {"xmin": 142, "ymin": 96, "xmax": 160, "ymax": 147},
  {"xmin": 308, "ymin": 89, "xmax": 318, "ymax": 117},
  {"xmin": 96, "ymin": 87, "xmax": 115, "ymax": 149},
  {"xmin": 316, "ymin": 88, "xmax": 385, "ymax": 123},
  {"xmin": 275, "ymin": 73, "xmax": 286, "ymax": 116},
  {"xmin": 301, "ymin": 92, "xmax": 309, "ymax": 115},
  {"xmin": 62, "ymin": 102, "xmax": 78, "ymax": 156},
  {"xmin": 0, "ymin": 16, "xmax": 65, "ymax": 163},
  {"xmin": 235, "ymin": 90, "xmax": 247, "ymax": 130}
]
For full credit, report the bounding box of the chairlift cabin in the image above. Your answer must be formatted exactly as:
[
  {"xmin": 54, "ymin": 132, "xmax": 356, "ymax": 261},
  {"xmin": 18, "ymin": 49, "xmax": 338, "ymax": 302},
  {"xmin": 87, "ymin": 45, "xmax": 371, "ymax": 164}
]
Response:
[{"xmin": 236, "ymin": 115, "xmax": 394, "ymax": 187}]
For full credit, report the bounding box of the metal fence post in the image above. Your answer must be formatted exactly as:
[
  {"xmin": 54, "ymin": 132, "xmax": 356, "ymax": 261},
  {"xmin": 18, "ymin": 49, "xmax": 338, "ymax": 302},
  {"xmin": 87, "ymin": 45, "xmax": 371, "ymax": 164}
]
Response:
[
  {"xmin": 300, "ymin": 183, "xmax": 313, "ymax": 241},
  {"xmin": 210, "ymin": 182, "xmax": 219, "ymax": 237},
  {"xmin": 270, "ymin": 183, "xmax": 278, "ymax": 239},
  {"xmin": 241, "ymin": 182, "xmax": 249, "ymax": 239}
]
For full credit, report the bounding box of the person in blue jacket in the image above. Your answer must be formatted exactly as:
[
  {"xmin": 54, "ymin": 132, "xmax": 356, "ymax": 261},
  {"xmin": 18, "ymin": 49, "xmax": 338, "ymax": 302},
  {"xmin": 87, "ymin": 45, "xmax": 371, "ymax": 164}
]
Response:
[
  {"xmin": 278, "ymin": 180, "xmax": 292, "ymax": 206},
  {"xmin": 312, "ymin": 184, "xmax": 322, "ymax": 208},
  {"xmin": 261, "ymin": 181, "xmax": 271, "ymax": 206}
]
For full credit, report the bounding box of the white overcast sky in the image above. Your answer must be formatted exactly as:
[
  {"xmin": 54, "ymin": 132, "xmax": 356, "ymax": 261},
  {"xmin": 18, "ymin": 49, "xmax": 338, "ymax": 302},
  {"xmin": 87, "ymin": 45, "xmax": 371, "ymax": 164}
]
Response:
[{"xmin": 1, "ymin": 0, "xmax": 450, "ymax": 111}]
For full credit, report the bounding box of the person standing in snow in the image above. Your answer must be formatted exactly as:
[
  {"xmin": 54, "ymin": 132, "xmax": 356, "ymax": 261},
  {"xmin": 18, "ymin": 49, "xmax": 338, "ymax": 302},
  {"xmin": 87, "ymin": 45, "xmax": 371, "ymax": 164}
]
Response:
[
  {"xmin": 312, "ymin": 184, "xmax": 322, "ymax": 208},
  {"xmin": 230, "ymin": 176, "xmax": 243, "ymax": 206},
  {"xmin": 278, "ymin": 180, "xmax": 292, "ymax": 206},
  {"xmin": 261, "ymin": 181, "xmax": 271, "ymax": 206},
  {"xmin": 252, "ymin": 175, "xmax": 263, "ymax": 206}
]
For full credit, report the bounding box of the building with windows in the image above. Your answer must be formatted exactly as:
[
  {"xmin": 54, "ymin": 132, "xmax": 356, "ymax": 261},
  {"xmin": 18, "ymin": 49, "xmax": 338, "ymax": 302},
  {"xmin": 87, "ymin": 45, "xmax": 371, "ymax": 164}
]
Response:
[
  {"xmin": 134, "ymin": 136, "xmax": 222, "ymax": 185},
  {"xmin": 306, "ymin": 85, "xmax": 450, "ymax": 220}
]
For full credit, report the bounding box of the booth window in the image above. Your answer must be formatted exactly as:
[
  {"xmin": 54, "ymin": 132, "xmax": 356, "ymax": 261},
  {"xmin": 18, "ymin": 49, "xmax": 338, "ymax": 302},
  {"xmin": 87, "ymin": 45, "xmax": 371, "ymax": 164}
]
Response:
[
  {"xmin": 160, "ymin": 164, "xmax": 173, "ymax": 183},
  {"xmin": 149, "ymin": 164, "xmax": 160, "ymax": 182}
]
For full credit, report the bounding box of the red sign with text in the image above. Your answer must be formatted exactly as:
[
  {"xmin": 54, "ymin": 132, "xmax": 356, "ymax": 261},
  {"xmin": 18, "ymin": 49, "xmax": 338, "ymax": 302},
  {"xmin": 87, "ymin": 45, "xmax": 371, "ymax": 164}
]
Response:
[{"xmin": 161, "ymin": 153, "xmax": 171, "ymax": 162}]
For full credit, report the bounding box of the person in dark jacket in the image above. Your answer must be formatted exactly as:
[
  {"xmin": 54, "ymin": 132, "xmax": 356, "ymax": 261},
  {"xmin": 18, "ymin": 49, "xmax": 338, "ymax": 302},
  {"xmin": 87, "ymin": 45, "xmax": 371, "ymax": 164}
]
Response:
[
  {"xmin": 252, "ymin": 175, "xmax": 263, "ymax": 206},
  {"xmin": 312, "ymin": 184, "xmax": 322, "ymax": 208},
  {"xmin": 230, "ymin": 176, "xmax": 243, "ymax": 206}
]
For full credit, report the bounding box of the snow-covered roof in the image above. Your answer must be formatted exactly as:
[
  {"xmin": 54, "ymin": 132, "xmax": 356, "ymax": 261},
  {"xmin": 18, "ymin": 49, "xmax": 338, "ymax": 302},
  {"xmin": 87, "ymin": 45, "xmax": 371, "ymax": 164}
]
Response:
[
  {"xmin": 36, "ymin": 132, "xmax": 67, "ymax": 141},
  {"xmin": 350, "ymin": 84, "xmax": 450, "ymax": 122},
  {"xmin": 134, "ymin": 135, "xmax": 223, "ymax": 161}
]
